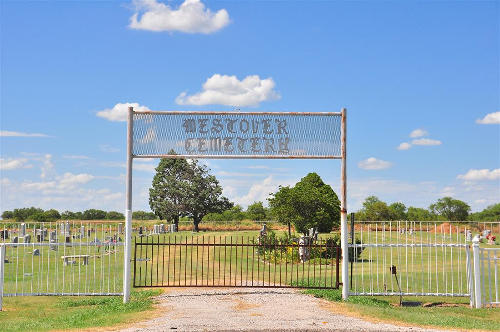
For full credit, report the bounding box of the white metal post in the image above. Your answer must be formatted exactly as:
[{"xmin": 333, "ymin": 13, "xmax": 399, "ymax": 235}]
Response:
[
  {"xmin": 472, "ymin": 237, "xmax": 482, "ymax": 308},
  {"xmin": 0, "ymin": 245, "xmax": 5, "ymax": 311},
  {"xmin": 123, "ymin": 106, "xmax": 134, "ymax": 303},
  {"xmin": 340, "ymin": 108, "xmax": 349, "ymax": 300}
]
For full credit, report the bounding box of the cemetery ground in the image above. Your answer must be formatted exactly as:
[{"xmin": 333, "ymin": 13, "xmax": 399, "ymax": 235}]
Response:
[{"xmin": 0, "ymin": 221, "xmax": 498, "ymax": 331}]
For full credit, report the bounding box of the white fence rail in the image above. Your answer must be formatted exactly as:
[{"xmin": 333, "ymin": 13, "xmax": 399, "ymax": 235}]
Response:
[
  {"xmin": 0, "ymin": 222, "xmax": 124, "ymax": 310},
  {"xmin": 348, "ymin": 221, "xmax": 499, "ymax": 307},
  {"xmin": 472, "ymin": 243, "xmax": 499, "ymax": 308}
]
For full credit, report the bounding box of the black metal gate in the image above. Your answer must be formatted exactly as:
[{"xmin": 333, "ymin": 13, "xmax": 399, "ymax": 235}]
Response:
[{"xmin": 133, "ymin": 235, "xmax": 340, "ymax": 289}]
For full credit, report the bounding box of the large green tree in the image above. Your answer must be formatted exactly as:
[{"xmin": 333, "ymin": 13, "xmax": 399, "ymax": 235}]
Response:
[
  {"xmin": 468, "ymin": 203, "xmax": 500, "ymax": 221},
  {"xmin": 181, "ymin": 160, "xmax": 232, "ymax": 231},
  {"xmin": 407, "ymin": 207, "xmax": 433, "ymax": 221},
  {"xmin": 388, "ymin": 202, "xmax": 407, "ymax": 221},
  {"xmin": 268, "ymin": 173, "xmax": 340, "ymax": 235},
  {"xmin": 429, "ymin": 197, "xmax": 470, "ymax": 221},
  {"xmin": 149, "ymin": 151, "xmax": 191, "ymax": 228}
]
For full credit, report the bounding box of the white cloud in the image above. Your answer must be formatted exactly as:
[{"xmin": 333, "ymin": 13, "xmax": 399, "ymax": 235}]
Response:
[
  {"xmin": 63, "ymin": 155, "xmax": 90, "ymax": 160},
  {"xmin": 0, "ymin": 158, "xmax": 33, "ymax": 170},
  {"xmin": 411, "ymin": 138, "xmax": 442, "ymax": 146},
  {"xmin": 409, "ymin": 129, "xmax": 428, "ymax": 138},
  {"xmin": 129, "ymin": 0, "xmax": 230, "ymax": 34},
  {"xmin": 57, "ymin": 172, "xmax": 95, "ymax": 189},
  {"xmin": 457, "ymin": 168, "xmax": 500, "ymax": 181},
  {"xmin": 476, "ymin": 111, "xmax": 500, "ymax": 124},
  {"xmin": 0, "ymin": 130, "xmax": 49, "ymax": 137},
  {"xmin": 96, "ymin": 102, "xmax": 151, "ymax": 122},
  {"xmin": 100, "ymin": 144, "xmax": 120, "ymax": 153},
  {"xmin": 358, "ymin": 157, "xmax": 392, "ymax": 170},
  {"xmin": 176, "ymin": 74, "xmax": 280, "ymax": 107},
  {"xmin": 397, "ymin": 142, "xmax": 412, "ymax": 150},
  {"xmin": 40, "ymin": 154, "xmax": 54, "ymax": 180}
]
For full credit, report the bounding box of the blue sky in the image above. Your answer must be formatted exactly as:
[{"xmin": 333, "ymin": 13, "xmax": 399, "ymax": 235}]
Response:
[{"xmin": 1, "ymin": 0, "xmax": 499, "ymax": 214}]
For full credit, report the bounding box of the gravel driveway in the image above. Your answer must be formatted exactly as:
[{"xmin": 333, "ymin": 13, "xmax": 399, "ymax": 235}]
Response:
[{"xmin": 120, "ymin": 288, "xmax": 445, "ymax": 332}]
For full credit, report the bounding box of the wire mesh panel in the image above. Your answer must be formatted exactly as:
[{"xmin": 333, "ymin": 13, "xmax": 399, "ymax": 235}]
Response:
[{"xmin": 132, "ymin": 111, "xmax": 342, "ymax": 159}]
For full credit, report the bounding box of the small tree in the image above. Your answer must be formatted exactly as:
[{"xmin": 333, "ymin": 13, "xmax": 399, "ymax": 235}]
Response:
[
  {"xmin": 246, "ymin": 201, "xmax": 267, "ymax": 221},
  {"xmin": 1, "ymin": 210, "xmax": 14, "ymax": 220},
  {"xmin": 407, "ymin": 207, "xmax": 433, "ymax": 221},
  {"xmin": 269, "ymin": 173, "xmax": 340, "ymax": 235},
  {"xmin": 388, "ymin": 202, "xmax": 407, "ymax": 220},
  {"xmin": 359, "ymin": 196, "xmax": 391, "ymax": 221},
  {"xmin": 429, "ymin": 197, "xmax": 470, "ymax": 221},
  {"xmin": 43, "ymin": 209, "xmax": 61, "ymax": 221},
  {"xmin": 82, "ymin": 209, "xmax": 107, "ymax": 220},
  {"xmin": 132, "ymin": 211, "xmax": 158, "ymax": 220},
  {"xmin": 182, "ymin": 161, "xmax": 232, "ymax": 232},
  {"xmin": 106, "ymin": 211, "xmax": 125, "ymax": 220}
]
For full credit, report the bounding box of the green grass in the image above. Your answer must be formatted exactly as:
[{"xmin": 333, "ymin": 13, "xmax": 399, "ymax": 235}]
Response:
[
  {"xmin": 304, "ymin": 288, "xmax": 500, "ymax": 331},
  {"xmin": 0, "ymin": 290, "xmax": 161, "ymax": 332}
]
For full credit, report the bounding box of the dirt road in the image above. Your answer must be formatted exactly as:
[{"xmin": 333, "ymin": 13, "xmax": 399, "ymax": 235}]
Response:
[{"xmin": 119, "ymin": 288, "xmax": 446, "ymax": 332}]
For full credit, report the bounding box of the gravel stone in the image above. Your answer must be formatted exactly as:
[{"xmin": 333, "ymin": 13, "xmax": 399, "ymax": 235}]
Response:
[{"xmin": 120, "ymin": 288, "xmax": 446, "ymax": 332}]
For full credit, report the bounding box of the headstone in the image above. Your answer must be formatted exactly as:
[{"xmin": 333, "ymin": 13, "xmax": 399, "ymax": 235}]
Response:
[
  {"xmin": 260, "ymin": 224, "xmax": 267, "ymax": 237},
  {"xmin": 36, "ymin": 234, "xmax": 42, "ymax": 243},
  {"xmin": 0, "ymin": 229, "xmax": 9, "ymax": 239},
  {"xmin": 465, "ymin": 230, "xmax": 472, "ymax": 242},
  {"xmin": 50, "ymin": 231, "xmax": 57, "ymax": 242},
  {"xmin": 24, "ymin": 234, "xmax": 31, "ymax": 243},
  {"xmin": 160, "ymin": 224, "xmax": 166, "ymax": 234},
  {"xmin": 65, "ymin": 235, "xmax": 71, "ymax": 243},
  {"xmin": 20, "ymin": 223, "xmax": 26, "ymax": 237},
  {"xmin": 139, "ymin": 226, "xmax": 143, "ymax": 235},
  {"xmin": 118, "ymin": 224, "xmax": 123, "ymax": 234},
  {"xmin": 33, "ymin": 248, "xmax": 40, "ymax": 256},
  {"xmin": 66, "ymin": 222, "xmax": 71, "ymax": 236},
  {"xmin": 12, "ymin": 236, "xmax": 18, "ymax": 247},
  {"xmin": 299, "ymin": 236, "xmax": 311, "ymax": 262},
  {"xmin": 80, "ymin": 226, "xmax": 85, "ymax": 238},
  {"xmin": 171, "ymin": 224, "xmax": 178, "ymax": 232},
  {"xmin": 483, "ymin": 229, "xmax": 491, "ymax": 238},
  {"xmin": 87, "ymin": 229, "xmax": 92, "ymax": 237}
]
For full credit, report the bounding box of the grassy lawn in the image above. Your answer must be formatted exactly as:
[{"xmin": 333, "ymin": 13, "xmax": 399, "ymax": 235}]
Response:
[
  {"xmin": 0, "ymin": 290, "xmax": 160, "ymax": 332},
  {"xmin": 304, "ymin": 288, "xmax": 500, "ymax": 331}
]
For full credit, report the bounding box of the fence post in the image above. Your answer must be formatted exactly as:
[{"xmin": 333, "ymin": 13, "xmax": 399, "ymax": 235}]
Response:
[
  {"xmin": 0, "ymin": 245, "xmax": 5, "ymax": 311},
  {"xmin": 123, "ymin": 106, "xmax": 134, "ymax": 303},
  {"xmin": 465, "ymin": 244, "xmax": 474, "ymax": 307},
  {"xmin": 340, "ymin": 108, "xmax": 349, "ymax": 300},
  {"xmin": 472, "ymin": 237, "xmax": 482, "ymax": 308}
]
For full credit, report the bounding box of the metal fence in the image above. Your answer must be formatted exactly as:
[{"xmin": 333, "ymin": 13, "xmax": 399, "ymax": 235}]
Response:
[
  {"xmin": 348, "ymin": 221, "xmax": 499, "ymax": 301},
  {"xmin": 473, "ymin": 245, "xmax": 499, "ymax": 308},
  {"xmin": 0, "ymin": 222, "xmax": 124, "ymax": 310},
  {"xmin": 134, "ymin": 235, "xmax": 340, "ymax": 289}
]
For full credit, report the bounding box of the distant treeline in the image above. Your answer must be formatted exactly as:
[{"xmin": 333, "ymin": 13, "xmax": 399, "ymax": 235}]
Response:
[
  {"xmin": 1, "ymin": 202, "xmax": 270, "ymax": 223},
  {"xmin": 355, "ymin": 196, "xmax": 500, "ymax": 221},
  {"xmin": 0, "ymin": 207, "xmax": 158, "ymax": 222}
]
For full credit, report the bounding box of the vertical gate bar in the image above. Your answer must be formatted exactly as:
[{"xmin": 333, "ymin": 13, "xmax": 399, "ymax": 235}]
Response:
[
  {"xmin": 285, "ymin": 240, "xmax": 288, "ymax": 287},
  {"xmin": 133, "ymin": 237, "xmax": 137, "ymax": 287},
  {"xmin": 494, "ymin": 250, "xmax": 498, "ymax": 304},
  {"xmin": 162, "ymin": 235, "xmax": 165, "ymax": 286},
  {"xmin": 156, "ymin": 235, "xmax": 160, "ymax": 286},
  {"xmin": 252, "ymin": 237, "xmax": 255, "ymax": 287},
  {"xmin": 201, "ymin": 236, "xmax": 204, "ymax": 286},
  {"xmin": 280, "ymin": 240, "xmax": 283, "ymax": 286},
  {"xmin": 178, "ymin": 235, "xmax": 182, "ymax": 286},
  {"xmin": 173, "ymin": 235, "xmax": 176, "ymax": 286},
  {"xmin": 167, "ymin": 235, "xmax": 171, "ymax": 286},
  {"xmin": 241, "ymin": 237, "xmax": 244, "ymax": 286},
  {"xmin": 465, "ymin": 244, "xmax": 473, "ymax": 306},
  {"xmin": 223, "ymin": 237, "xmax": 226, "ymax": 286},
  {"xmin": 195, "ymin": 236, "xmax": 199, "ymax": 286},
  {"xmin": 184, "ymin": 236, "xmax": 188, "ymax": 286},
  {"xmin": 274, "ymin": 241, "xmax": 277, "ymax": 287},
  {"xmin": 190, "ymin": 236, "xmax": 193, "ymax": 286},
  {"xmin": 230, "ymin": 237, "xmax": 234, "ymax": 286},
  {"xmin": 339, "ymin": 107, "xmax": 348, "ymax": 299},
  {"xmin": 0, "ymin": 245, "xmax": 5, "ymax": 310},
  {"xmin": 336, "ymin": 246, "xmax": 340, "ymax": 288},
  {"xmin": 257, "ymin": 237, "xmax": 260, "ymax": 286},
  {"xmin": 435, "ymin": 224, "xmax": 438, "ymax": 295},
  {"xmin": 375, "ymin": 225, "xmax": 379, "ymax": 293},
  {"xmin": 450, "ymin": 224, "xmax": 454, "ymax": 295},
  {"xmin": 215, "ymin": 236, "xmax": 218, "ymax": 286},
  {"xmin": 246, "ymin": 236, "xmax": 249, "ymax": 286},
  {"xmin": 124, "ymin": 106, "xmax": 134, "ymax": 302}
]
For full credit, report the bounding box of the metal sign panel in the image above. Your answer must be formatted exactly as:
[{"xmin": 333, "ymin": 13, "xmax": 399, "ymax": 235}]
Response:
[{"xmin": 132, "ymin": 111, "xmax": 342, "ymax": 159}]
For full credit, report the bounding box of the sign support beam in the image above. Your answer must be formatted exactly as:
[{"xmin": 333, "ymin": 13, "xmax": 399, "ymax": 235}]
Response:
[
  {"xmin": 123, "ymin": 106, "xmax": 134, "ymax": 303},
  {"xmin": 340, "ymin": 108, "xmax": 349, "ymax": 300}
]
